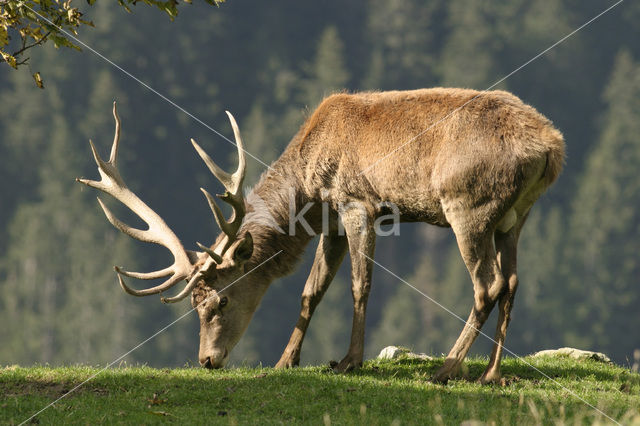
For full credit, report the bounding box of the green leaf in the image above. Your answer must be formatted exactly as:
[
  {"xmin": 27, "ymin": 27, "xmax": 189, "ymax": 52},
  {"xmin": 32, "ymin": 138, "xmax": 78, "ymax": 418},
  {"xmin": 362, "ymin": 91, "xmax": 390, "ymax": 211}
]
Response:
[
  {"xmin": 0, "ymin": 26, "xmax": 9, "ymax": 47},
  {"xmin": 32, "ymin": 71, "xmax": 44, "ymax": 89},
  {"xmin": 1, "ymin": 50, "xmax": 17, "ymax": 68}
]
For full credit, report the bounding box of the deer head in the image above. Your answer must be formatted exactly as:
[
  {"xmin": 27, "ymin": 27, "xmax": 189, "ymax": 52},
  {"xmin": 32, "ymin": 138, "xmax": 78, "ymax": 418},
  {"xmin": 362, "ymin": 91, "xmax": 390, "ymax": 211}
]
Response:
[{"xmin": 77, "ymin": 102, "xmax": 259, "ymax": 368}]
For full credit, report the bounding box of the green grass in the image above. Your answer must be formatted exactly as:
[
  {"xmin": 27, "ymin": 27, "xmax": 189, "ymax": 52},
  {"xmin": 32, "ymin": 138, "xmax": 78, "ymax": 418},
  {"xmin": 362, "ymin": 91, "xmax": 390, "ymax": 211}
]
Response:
[{"xmin": 1, "ymin": 356, "xmax": 639, "ymax": 425}]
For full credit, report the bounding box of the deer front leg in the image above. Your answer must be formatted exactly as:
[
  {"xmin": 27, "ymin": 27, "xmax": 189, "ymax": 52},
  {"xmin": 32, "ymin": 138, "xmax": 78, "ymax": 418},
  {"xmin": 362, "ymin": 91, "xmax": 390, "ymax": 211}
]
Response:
[
  {"xmin": 275, "ymin": 234, "xmax": 348, "ymax": 368},
  {"xmin": 333, "ymin": 209, "xmax": 376, "ymax": 373},
  {"xmin": 433, "ymin": 229, "xmax": 505, "ymax": 383}
]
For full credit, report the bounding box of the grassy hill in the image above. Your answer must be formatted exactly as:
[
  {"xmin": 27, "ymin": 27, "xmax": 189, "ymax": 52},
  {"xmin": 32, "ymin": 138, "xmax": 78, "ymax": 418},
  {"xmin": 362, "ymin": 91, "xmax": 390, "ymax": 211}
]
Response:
[{"xmin": 2, "ymin": 355, "xmax": 639, "ymax": 425}]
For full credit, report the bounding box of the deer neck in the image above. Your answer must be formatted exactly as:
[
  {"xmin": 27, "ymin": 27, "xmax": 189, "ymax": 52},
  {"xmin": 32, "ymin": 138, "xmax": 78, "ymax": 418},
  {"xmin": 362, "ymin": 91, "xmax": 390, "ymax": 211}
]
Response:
[{"xmin": 239, "ymin": 161, "xmax": 319, "ymax": 283}]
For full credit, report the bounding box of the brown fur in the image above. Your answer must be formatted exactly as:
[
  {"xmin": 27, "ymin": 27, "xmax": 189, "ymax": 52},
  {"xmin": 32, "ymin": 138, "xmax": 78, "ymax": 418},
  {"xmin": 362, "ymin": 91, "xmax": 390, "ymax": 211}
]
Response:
[{"xmin": 191, "ymin": 88, "xmax": 565, "ymax": 381}]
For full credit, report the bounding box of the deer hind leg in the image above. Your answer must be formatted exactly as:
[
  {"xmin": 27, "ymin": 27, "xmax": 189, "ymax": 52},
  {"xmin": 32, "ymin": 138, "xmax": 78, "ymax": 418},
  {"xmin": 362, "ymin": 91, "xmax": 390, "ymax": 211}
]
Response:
[
  {"xmin": 433, "ymin": 204, "xmax": 507, "ymax": 383},
  {"xmin": 332, "ymin": 208, "xmax": 376, "ymax": 373},
  {"xmin": 276, "ymin": 234, "xmax": 348, "ymax": 369},
  {"xmin": 479, "ymin": 213, "xmax": 528, "ymax": 384}
]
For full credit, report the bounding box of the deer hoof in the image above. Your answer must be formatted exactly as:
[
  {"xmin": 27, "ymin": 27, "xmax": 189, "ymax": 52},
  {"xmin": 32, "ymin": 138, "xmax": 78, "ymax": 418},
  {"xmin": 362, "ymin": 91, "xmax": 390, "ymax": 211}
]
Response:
[
  {"xmin": 275, "ymin": 355, "xmax": 299, "ymax": 369},
  {"xmin": 332, "ymin": 356, "xmax": 362, "ymax": 373},
  {"xmin": 478, "ymin": 369, "xmax": 502, "ymax": 385},
  {"xmin": 432, "ymin": 359, "xmax": 460, "ymax": 384},
  {"xmin": 431, "ymin": 371, "xmax": 451, "ymax": 385}
]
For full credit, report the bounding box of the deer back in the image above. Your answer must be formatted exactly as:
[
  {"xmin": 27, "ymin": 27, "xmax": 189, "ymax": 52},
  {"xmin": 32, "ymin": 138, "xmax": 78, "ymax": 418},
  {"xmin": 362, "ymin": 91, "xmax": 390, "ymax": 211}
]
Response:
[{"xmin": 292, "ymin": 88, "xmax": 564, "ymax": 225}]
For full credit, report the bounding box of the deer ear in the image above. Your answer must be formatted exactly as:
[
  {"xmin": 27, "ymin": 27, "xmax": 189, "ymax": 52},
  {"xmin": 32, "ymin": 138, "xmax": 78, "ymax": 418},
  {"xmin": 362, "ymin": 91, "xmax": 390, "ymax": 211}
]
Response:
[{"xmin": 229, "ymin": 233, "xmax": 253, "ymax": 264}]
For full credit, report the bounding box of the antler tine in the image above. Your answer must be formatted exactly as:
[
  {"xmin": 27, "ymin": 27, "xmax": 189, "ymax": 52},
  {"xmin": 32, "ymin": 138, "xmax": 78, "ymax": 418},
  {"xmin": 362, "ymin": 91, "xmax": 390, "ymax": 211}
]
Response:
[
  {"xmin": 197, "ymin": 242, "xmax": 223, "ymax": 264},
  {"xmin": 225, "ymin": 111, "xmax": 246, "ymax": 191},
  {"xmin": 192, "ymin": 112, "xmax": 247, "ymax": 254},
  {"xmin": 191, "ymin": 112, "xmax": 245, "ymax": 194},
  {"xmin": 96, "ymin": 197, "xmax": 149, "ymax": 242},
  {"xmin": 77, "ymin": 102, "xmax": 197, "ymax": 300},
  {"xmin": 115, "ymin": 265, "xmax": 174, "ymax": 280},
  {"xmin": 201, "ymin": 188, "xmax": 238, "ymax": 238},
  {"xmin": 117, "ymin": 271, "xmax": 186, "ymax": 297},
  {"xmin": 109, "ymin": 101, "xmax": 120, "ymax": 165},
  {"xmin": 161, "ymin": 270, "xmax": 205, "ymax": 303},
  {"xmin": 191, "ymin": 139, "xmax": 233, "ymax": 191}
]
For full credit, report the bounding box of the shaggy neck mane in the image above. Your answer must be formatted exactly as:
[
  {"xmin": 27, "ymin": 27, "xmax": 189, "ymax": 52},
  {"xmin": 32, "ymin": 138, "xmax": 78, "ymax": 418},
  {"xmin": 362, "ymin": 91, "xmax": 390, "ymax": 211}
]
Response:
[{"xmin": 239, "ymin": 153, "xmax": 316, "ymax": 282}]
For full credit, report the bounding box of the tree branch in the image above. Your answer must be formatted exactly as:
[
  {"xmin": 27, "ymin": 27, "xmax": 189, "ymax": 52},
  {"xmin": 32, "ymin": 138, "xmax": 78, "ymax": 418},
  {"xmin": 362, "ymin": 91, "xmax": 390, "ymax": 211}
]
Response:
[{"xmin": 11, "ymin": 29, "xmax": 53, "ymax": 60}]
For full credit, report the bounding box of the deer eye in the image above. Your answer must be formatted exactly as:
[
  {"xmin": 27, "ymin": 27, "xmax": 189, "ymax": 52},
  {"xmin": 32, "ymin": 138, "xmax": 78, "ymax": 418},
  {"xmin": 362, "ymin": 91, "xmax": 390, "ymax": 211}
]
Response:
[{"xmin": 219, "ymin": 296, "xmax": 228, "ymax": 308}]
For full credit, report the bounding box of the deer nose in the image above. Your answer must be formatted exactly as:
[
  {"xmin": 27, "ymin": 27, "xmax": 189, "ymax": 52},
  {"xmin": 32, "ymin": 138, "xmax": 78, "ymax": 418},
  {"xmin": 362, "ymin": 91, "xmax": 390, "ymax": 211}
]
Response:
[
  {"xmin": 199, "ymin": 349, "xmax": 228, "ymax": 369},
  {"xmin": 200, "ymin": 357, "xmax": 213, "ymax": 369},
  {"xmin": 200, "ymin": 356, "xmax": 216, "ymax": 369}
]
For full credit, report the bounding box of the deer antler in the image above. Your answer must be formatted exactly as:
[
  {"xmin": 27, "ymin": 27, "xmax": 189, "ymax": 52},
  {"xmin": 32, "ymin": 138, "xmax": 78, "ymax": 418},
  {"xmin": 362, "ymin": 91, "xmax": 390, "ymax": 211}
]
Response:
[
  {"xmin": 76, "ymin": 102, "xmax": 200, "ymax": 303},
  {"xmin": 191, "ymin": 111, "xmax": 246, "ymax": 255}
]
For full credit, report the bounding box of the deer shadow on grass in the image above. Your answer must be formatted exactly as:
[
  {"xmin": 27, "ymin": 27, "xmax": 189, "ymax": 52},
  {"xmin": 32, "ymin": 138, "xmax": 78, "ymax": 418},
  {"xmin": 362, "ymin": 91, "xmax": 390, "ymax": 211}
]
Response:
[{"xmin": 341, "ymin": 357, "xmax": 626, "ymax": 384}]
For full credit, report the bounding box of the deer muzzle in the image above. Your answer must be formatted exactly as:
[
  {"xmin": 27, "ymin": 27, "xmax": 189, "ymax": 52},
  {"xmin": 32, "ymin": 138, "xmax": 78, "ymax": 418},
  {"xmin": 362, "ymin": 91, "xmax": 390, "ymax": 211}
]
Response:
[{"xmin": 200, "ymin": 348, "xmax": 229, "ymax": 369}]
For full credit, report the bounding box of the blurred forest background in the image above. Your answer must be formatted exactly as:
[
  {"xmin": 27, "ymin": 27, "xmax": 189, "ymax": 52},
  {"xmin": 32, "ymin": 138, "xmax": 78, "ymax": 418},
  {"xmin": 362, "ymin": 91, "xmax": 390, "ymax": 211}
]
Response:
[{"xmin": 0, "ymin": 0, "xmax": 639, "ymax": 368}]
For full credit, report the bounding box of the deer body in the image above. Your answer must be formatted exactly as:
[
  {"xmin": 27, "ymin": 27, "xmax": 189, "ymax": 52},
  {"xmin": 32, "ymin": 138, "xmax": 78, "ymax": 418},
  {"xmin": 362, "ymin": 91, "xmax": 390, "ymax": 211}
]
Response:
[{"xmin": 79, "ymin": 88, "xmax": 564, "ymax": 384}]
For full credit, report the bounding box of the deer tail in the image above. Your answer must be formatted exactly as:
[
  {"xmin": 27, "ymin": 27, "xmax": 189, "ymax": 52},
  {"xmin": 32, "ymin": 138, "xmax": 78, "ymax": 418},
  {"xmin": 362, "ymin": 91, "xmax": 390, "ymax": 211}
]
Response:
[{"xmin": 542, "ymin": 126, "xmax": 566, "ymax": 186}]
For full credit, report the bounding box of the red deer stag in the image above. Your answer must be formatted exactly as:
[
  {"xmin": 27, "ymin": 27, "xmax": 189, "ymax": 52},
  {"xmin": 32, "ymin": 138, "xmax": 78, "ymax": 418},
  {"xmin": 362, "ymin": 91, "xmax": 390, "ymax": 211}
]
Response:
[{"xmin": 78, "ymin": 88, "xmax": 564, "ymax": 384}]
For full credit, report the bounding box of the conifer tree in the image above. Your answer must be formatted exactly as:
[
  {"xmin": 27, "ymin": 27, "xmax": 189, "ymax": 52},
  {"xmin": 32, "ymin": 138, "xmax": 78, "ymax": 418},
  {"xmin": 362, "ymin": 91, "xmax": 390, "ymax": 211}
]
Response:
[
  {"xmin": 369, "ymin": 283, "xmax": 427, "ymax": 356},
  {"xmin": 563, "ymin": 50, "xmax": 640, "ymax": 359},
  {"xmin": 0, "ymin": 70, "xmax": 51, "ymax": 255},
  {"xmin": 363, "ymin": 0, "xmax": 442, "ymax": 90},
  {"xmin": 301, "ymin": 276, "xmax": 352, "ymax": 365},
  {"xmin": 241, "ymin": 101, "xmax": 279, "ymax": 185},
  {"xmin": 438, "ymin": 0, "xmax": 497, "ymax": 88},
  {"xmin": 299, "ymin": 26, "xmax": 350, "ymax": 106},
  {"xmin": 0, "ymin": 80, "xmax": 141, "ymax": 364},
  {"xmin": 505, "ymin": 207, "xmax": 565, "ymax": 353}
]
